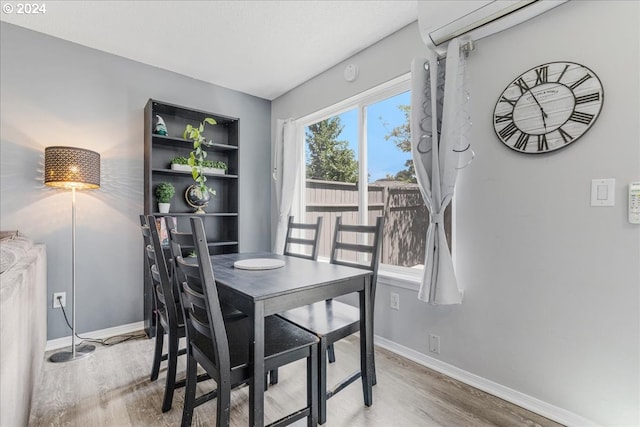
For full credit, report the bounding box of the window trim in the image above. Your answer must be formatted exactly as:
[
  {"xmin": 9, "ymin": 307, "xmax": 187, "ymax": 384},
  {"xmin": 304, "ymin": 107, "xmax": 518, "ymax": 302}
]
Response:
[{"xmin": 296, "ymin": 73, "xmax": 411, "ymax": 128}]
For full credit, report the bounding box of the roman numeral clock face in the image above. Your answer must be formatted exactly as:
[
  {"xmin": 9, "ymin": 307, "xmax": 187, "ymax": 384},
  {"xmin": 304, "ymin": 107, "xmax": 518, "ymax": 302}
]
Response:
[{"xmin": 493, "ymin": 61, "xmax": 604, "ymax": 154}]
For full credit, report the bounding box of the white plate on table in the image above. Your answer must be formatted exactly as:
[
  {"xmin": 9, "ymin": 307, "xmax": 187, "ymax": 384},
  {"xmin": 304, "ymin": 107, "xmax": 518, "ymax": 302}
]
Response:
[{"xmin": 233, "ymin": 258, "xmax": 285, "ymax": 270}]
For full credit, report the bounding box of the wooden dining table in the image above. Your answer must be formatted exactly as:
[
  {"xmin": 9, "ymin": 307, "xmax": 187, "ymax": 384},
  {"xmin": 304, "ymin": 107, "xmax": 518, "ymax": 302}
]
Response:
[{"xmin": 209, "ymin": 251, "xmax": 374, "ymax": 427}]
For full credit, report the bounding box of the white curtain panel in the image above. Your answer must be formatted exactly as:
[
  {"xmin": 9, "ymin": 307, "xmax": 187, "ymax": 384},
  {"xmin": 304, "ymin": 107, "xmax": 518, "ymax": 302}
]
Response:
[
  {"xmin": 272, "ymin": 118, "xmax": 301, "ymax": 253},
  {"xmin": 410, "ymin": 38, "xmax": 471, "ymax": 304}
]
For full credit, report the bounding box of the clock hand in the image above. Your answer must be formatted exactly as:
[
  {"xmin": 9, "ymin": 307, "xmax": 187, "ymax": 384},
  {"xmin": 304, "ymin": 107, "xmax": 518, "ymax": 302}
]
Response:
[
  {"xmin": 529, "ymin": 90, "xmax": 548, "ymax": 129},
  {"xmin": 540, "ymin": 108, "xmax": 547, "ymax": 130}
]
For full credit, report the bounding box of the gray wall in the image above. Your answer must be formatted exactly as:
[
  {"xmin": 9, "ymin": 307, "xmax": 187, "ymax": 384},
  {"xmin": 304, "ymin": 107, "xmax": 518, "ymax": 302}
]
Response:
[
  {"xmin": 0, "ymin": 22, "xmax": 272, "ymax": 340},
  {"xmin": 272, "ymin": 2, "xmax": 639, "ymax": 426}
]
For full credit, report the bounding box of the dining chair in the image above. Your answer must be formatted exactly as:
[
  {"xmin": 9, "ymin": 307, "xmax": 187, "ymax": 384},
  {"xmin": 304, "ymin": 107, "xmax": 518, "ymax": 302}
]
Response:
[
  {"xmin": 141, "ymin": 214, "xmax": 187, "ymax": 413},
  {"xmin": 269, "ymin": 216, "xmax": 324, "ymax": 386},
  {"xmin": 278, "ymin": 216, "xmax": 384, "ymax": 424},
  {"xmin": 175, "ymin": 217, "xmax": 319, "ymax": 427}
]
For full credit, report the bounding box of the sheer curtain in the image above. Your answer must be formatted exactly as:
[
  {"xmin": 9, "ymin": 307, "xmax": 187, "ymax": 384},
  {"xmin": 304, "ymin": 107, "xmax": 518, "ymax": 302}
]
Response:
[
  {"xmin": 410, "ymin": 38, "xmax": 472, "ymax": 304},
  {"xmin": 272, "ymin": 118, "xmax": 301, "ymax": 253}
]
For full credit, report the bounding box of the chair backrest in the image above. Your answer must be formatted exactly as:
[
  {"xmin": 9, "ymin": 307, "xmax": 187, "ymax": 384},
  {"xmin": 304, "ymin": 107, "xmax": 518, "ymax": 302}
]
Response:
[
  {"xmin": 146, "ymin": 215, "xmax": 181, "ymax": 330},
  {"xmin": 140, "ymin": 214, "xmax": 160, "ymax": 312},
  {"xmin": 283, "ymin": 216, "xmax": 323, "ymax": 261},
  {"xmin": 175, "ymin": 217, "xmax": 231, "ymax": 376},
  {"xmin": 166, "ymin": 218, "xmax": 194, "ymax": 288},
  {"xmin": 168, "ymin": 227, "xmax": 195, "ymax": 259},
  {"xmin": 330, "ymin": 216, "xmax": 384, "ymax": 301}
]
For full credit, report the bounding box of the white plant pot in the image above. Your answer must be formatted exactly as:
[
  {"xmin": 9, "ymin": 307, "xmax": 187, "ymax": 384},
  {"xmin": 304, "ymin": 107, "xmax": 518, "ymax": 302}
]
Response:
[
  {"xmin": 171, "ymin": 164, "xmax": 191, "ymax": 172},
  {"xmin": 158, "ymin": 202, "xmax": 171, "ymax": 213},
  {"xmin": 203, "ymin": 167, "xmax": 226, "ymax": 175},
  {"xmin": 171, "ymin": 164, "xmax": 225, "ymax": 175}
]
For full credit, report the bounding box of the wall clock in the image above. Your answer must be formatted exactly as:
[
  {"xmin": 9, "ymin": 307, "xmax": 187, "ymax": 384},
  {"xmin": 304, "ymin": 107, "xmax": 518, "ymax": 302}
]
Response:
[{"xmin": 493, "ymin": 61, "xmax": 604, "ymax": 154}]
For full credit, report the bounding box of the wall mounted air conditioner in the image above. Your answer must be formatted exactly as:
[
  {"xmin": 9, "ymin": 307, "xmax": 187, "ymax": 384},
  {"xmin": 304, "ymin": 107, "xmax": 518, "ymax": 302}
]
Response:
[{"xmin": 419, "ymin": 0, "xmax": 568, "ymax": 55}]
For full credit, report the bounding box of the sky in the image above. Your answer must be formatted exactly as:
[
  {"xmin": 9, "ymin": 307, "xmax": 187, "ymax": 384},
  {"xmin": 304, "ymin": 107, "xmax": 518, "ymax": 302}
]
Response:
[{"xmin": 306, "ymin": 90, "xmax": 411, "ymax": 182}]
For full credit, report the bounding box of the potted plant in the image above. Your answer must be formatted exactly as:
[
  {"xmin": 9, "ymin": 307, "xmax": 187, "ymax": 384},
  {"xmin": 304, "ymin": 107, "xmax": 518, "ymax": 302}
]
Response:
[
  {"xmin": 183, "ymin": 118, "xmax": 218, "ymax": 213},
  {"xmin": 172, "ymin": 157, "xmax": 227, "ymax": 175},
  {"xmin": 170, "ymin": 156, "xmax": 191, "ymax": 172},
  {"xmin": 154, "ymin": 182, "xmax": 175, "ymax": 213},
  {"xmin": 202, "ymin": 160, "xmax": 228, "ymax": 175}
]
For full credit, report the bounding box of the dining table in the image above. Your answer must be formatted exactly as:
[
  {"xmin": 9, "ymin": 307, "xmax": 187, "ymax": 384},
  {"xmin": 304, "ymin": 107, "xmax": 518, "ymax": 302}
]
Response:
[{"xmin": 209, "ymin": 251, "xmax": 374, "ymax": 427}]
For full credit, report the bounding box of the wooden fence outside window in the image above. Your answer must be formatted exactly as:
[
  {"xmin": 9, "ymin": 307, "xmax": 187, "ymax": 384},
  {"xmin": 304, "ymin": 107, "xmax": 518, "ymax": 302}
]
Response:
[{"xmin": 304, "ymin": 179, "xmax": 449, "ymax": 268}]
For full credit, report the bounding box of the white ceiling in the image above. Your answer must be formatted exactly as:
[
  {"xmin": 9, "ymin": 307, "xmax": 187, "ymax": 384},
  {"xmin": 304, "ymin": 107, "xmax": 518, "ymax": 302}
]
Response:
[{"xmin": 1, "ymin": 0, "xmax": 430, "ymax": 100}]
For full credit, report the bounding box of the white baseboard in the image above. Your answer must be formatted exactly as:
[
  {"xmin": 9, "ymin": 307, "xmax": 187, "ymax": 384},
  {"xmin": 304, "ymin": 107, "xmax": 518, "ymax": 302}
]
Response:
[
  {"xmin": 374, "ymin": 335, "xmax": 598, "ymax": 427},
  {"xmin": 45, "ymin": 321, "xmax": 146, "ymax": 351}
]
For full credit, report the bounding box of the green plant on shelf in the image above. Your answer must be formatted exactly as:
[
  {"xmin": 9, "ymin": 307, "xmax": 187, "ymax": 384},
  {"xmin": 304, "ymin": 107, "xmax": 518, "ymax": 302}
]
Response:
[
  {"xmin": 183, "ymin": 117, "xmax": 218, "ymax": 196},
  {"xmin": 203, "ymin": 160, "xmax": 228, "ymax": 171},
  {"xmin": 170, "ymin": 156, "xmax": 189, "ymax": 165},
  {"xmin": 154, "ymin": 182, "xmax": 175, "ymax": 203},
  {"xmin": 171, "ymin": 157, "xmax": 226, "ymax": 172}
]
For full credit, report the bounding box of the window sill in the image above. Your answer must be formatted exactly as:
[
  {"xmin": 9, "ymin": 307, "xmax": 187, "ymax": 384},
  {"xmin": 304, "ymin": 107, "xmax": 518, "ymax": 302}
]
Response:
[
  {"xmin": 378, "ymin": 266, "xmax": 422, "ymax": 292},
  {"xmin": 316, "ymin": 257, "xmax": 422, "ymax": 292}
]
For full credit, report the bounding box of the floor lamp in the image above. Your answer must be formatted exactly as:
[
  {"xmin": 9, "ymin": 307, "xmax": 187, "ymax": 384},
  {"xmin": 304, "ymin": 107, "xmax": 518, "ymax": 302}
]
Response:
[{"xmin": 44, "ymin": 146, "xmax": 100, "ymax": 363}]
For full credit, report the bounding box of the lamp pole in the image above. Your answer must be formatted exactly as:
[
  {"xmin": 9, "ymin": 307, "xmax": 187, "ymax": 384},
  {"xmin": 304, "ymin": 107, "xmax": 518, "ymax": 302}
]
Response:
[
  {"xmin": 71, "ymin": 187, "xmax": 76, "ymax": 359},
  {"xmin": 50, "ymin": 187, "xmax": 96, "ymax": 362}
]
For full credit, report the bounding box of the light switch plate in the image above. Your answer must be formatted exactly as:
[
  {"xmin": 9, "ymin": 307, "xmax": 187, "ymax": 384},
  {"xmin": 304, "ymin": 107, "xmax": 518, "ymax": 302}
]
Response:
[{"xmin": 591, "ymin": 178, "xmax": 615, "ymax": 206}]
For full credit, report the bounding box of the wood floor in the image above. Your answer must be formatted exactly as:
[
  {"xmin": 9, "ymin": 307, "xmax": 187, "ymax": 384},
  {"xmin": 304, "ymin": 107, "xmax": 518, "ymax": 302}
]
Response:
[{"xmin": 29, "ymin": 334, "xmax": 563, "ymax": 427}]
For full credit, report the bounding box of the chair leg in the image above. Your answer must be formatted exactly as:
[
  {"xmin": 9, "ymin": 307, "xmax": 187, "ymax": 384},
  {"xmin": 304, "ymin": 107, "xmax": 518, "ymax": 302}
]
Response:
[
  {"xmin": 161, "ymin": 330, "xmax": 179, "ymax": 412},
  {"xmin": 318, "ymin": 337, "xmax": 328, "ymax": 425},
  {"xmin": 150, "ymin": 321, "xmax": 164, "ymax": 381},
  {"xmin": 327, "ymin": 344, "xmax": 336, "ymax": 364},
  {"xmin": 307, "ymin": 343, "xmax": 318, "ymax": 427},
  {"xmin": 181, "ymin": 348, "xmax": 197, "ymax": 427},
  {"xmin": 216, "ymin": 374, "xmax": 232, "ymax": 427},
  {"xmin": 372, "ymin": 352, "xmax": 377, "ymax": 386}
]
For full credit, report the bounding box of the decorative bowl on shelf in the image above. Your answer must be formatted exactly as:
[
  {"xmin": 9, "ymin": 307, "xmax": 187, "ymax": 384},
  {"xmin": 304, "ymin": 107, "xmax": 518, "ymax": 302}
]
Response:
[{"xmin": 185, "ymin": 185, "xmax": 211, "ymax": 214}]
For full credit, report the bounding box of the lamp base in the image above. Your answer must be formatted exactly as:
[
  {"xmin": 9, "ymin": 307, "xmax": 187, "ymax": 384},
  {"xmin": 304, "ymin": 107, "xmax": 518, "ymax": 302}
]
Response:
[{"xmin": 49, "ymin": 343, "xmax": 96, "ymax": 363}]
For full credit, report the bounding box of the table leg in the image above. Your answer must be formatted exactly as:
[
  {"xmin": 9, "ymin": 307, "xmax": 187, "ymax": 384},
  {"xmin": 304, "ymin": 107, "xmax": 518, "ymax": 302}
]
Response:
[
  {"xmin": 250, "ymin": 302, "xmax": 265, "ymax": 427},
  {"xmin": 360, "ymin": 276, "xmax": 373, "ymax": 406}
]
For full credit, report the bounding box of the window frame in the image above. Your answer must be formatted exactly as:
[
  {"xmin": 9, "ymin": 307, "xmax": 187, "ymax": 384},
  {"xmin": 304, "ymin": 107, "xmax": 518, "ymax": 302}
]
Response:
[{"xmin": 293, "ymin": 73, "xmax": 456, "ymax": 290}]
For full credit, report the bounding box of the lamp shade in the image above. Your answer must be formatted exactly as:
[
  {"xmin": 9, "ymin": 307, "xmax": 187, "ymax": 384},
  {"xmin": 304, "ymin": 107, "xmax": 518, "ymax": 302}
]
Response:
[{"xmin": 44, "ymin": 146, "xmax": 100, "ymax": 190}]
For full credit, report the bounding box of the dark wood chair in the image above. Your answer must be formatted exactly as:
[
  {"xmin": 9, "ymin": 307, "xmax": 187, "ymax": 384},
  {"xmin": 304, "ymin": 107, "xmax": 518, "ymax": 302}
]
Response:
[
  {"xmin": 175, "ymin": 217, "xmax": 319, "ymax": 427},
  {"xmin": 278, "ymin": 216, "xmax": 384, "ymax": 424},
  {"xmin": 269, "ymin": 216, "xmax": 324, "ymax": 386},
  {"xmin": 141, "ymin": 214, "xmax": 187, "ymax": 413}
]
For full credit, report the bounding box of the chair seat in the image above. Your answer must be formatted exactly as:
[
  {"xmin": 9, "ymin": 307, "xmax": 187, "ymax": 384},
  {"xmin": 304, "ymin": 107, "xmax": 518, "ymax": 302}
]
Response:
[
  {"xmin": 278, "ymin": 300, "xmax": 360, "ymax": 339},
  {"xmin": 192, "ymin": 315, "xmax": 319, "ymax": 375}
]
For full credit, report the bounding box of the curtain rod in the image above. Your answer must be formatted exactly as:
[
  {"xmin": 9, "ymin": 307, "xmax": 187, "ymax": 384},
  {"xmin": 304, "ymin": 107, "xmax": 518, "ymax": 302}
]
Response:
[{"xmin": 437, "ymin": 39, "xmax": 475, "ymax": 61}]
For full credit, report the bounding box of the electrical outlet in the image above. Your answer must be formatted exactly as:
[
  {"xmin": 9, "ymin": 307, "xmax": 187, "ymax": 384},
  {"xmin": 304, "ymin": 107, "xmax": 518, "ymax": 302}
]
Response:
[
  {"xmin": 53, "ymin": 292, "xmax": 66, "ymax": 309},
  {"xmin": 429, "ymin": 333, "xmax": 440, "ymax": 354},
  {"xmin": 390, "ymin": 292, "xmax": 400, "ymax": 310}
]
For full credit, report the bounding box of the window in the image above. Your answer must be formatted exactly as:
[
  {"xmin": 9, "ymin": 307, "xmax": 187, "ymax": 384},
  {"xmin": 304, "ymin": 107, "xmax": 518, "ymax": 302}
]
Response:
[{"xmin": 298, "ymin": 75, "xmax": 437, "ymax": 275}]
